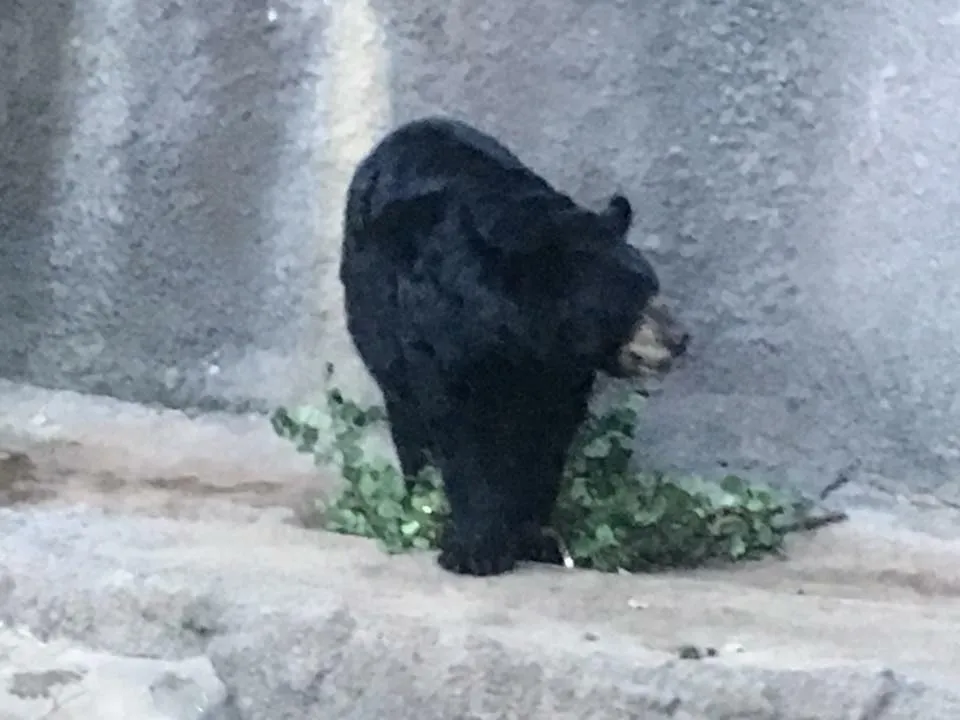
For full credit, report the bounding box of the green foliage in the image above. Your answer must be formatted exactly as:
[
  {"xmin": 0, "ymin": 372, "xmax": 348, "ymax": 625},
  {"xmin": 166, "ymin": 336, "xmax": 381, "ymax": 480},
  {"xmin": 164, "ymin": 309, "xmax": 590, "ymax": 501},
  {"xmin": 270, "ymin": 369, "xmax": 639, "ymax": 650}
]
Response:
[
  {"xmin": 271, "ymin": 366, "xmax": 839, "ymax": 572},
  {"xmin": 271, "ymin": 382, "xmax": 447, "ymax": 556}
]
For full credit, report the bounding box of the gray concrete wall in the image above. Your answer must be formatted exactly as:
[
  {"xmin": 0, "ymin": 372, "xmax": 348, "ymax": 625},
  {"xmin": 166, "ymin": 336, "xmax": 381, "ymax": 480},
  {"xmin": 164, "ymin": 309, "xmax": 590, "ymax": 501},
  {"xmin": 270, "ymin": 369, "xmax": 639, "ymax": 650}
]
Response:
[{"xmin": 3, "ymin": 0, "xmax": 960, "ymax": 498}]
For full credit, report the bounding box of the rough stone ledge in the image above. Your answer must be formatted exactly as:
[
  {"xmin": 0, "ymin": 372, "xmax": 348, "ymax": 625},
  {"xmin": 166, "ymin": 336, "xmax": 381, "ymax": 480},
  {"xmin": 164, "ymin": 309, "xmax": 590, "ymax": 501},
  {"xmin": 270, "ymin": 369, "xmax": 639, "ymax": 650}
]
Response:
[
  {"xmin": 1, "ymin": 380, "xmax": 960, "ymax": 718},
  {"xmin": 0, "ymin": 507, "xmax": 959, "ymax": 720}
]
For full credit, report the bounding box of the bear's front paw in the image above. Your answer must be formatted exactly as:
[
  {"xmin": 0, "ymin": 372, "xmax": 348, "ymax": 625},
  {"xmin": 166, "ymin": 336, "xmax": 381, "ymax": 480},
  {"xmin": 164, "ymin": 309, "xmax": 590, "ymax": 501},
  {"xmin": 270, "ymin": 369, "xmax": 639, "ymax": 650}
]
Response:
[{"xmin": 437, "ymin": 524, "xmax": 517, "ymax": 577}]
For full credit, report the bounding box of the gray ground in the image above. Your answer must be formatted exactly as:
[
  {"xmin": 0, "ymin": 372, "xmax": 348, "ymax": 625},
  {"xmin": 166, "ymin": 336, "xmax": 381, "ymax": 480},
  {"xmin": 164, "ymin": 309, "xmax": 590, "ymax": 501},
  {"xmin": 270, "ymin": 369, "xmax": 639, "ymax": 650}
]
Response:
[{"xmin": 1, "ymin": 378, "xmax": 960, "ymax": 719}]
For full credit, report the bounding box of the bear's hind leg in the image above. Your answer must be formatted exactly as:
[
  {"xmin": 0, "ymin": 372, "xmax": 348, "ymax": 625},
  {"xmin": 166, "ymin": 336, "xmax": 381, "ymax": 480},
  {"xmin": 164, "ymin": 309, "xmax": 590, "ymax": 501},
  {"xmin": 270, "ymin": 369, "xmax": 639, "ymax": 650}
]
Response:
[
  {"xmin": 432, "ymin": 420, "xmax": 525, "ymax": 577},
  {"xmin": 383, "ymin": 393, "xmax": 432, "ymax": 482}
]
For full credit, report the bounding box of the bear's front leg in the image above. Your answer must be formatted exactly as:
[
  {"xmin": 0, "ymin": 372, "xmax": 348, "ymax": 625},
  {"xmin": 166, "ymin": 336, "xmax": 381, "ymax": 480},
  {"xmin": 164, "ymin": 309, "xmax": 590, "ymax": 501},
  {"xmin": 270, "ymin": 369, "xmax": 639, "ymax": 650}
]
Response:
[
  {"xmin": 432, "ymin": 431, "xmax": 525, "ymax": 577},
  {"xmin": 512, "ymin": 413, "xmax": 583, "ymax": 568}
]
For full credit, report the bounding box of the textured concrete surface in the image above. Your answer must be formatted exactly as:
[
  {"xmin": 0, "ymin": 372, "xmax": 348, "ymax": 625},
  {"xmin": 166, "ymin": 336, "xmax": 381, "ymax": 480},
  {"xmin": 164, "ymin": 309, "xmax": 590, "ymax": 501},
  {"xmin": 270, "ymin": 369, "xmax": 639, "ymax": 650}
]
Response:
[
  {"xmin": 1, "ymin": 382, "xmax": 960, "ymax": 717},
  {"xmin": 0, "ymin": 630, "xmax": 225, "ymax": 720},
  {"xmin": 5, "ymin": 507, "xmax": 960, "ymax": 720},
  {"xmin": 4, "ymin": 0, "xmax": 960, "ymax": 498}
]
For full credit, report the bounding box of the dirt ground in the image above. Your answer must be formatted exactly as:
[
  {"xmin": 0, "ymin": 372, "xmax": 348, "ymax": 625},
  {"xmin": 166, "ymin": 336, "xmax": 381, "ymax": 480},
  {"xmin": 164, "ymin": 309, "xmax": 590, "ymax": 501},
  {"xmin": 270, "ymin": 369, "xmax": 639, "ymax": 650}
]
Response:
[
  {"xmin": 0, "ymin": 440, "xmax": 325, "ymax": 525},
  {"xmin": 0, "ymin": 397, "xmax": 333, "ymax": 528}
]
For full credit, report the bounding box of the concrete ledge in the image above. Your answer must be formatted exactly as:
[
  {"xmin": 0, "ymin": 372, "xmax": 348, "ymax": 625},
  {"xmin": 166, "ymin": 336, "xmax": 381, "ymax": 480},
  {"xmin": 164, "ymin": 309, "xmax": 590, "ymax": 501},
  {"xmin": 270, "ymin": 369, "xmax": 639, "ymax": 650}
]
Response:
[
  {"xmin": 0, "ymin": 509, "xmax": 959, "ymax": 719},
  {"xmin": 1, "ymin": 381, "xmax": 960, "ymax": 718}
]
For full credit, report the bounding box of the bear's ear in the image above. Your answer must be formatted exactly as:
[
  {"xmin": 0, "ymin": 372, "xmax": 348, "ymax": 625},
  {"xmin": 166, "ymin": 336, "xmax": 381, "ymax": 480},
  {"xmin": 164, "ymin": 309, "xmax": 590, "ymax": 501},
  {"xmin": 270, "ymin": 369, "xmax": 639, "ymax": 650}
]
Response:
[
  {"xmin": 602, "ymin": 194, "xmax": 633, "ymax": 239},
  {"xmin": 552, "ymin": 200, "xmax": 630, "ymax": 253}
]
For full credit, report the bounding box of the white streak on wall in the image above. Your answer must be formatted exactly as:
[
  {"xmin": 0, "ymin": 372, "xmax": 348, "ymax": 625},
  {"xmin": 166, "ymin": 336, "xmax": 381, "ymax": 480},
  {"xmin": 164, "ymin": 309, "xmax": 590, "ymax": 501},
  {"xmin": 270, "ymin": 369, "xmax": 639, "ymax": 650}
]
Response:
[{"xmin": 291, "ymin": 0, "xmax": 393, "ymax": 407}]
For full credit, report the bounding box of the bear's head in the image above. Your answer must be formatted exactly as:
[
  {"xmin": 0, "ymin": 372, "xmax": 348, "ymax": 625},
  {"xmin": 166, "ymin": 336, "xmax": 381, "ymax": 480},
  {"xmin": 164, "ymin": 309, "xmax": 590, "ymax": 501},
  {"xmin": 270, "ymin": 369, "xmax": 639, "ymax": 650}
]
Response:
[{"xmin": 551, "ymin": 194, "xmax": 689, "ymax": 383}]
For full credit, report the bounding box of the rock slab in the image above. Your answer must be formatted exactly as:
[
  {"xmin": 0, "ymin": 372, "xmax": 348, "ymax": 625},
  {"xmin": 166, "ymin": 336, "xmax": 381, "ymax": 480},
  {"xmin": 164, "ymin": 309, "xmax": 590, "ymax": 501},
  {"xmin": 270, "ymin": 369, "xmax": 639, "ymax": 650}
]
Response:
[
  {"xmin": 0, "ymin": 507, "xmax": 959, "ymax": 719},
  {"xmin": 0, "ymin": 629, "xmax": 226, "ymax": 720},
  {"xmin": 1, "ymin": 382, "xmax": 960, "ymax": 718}
]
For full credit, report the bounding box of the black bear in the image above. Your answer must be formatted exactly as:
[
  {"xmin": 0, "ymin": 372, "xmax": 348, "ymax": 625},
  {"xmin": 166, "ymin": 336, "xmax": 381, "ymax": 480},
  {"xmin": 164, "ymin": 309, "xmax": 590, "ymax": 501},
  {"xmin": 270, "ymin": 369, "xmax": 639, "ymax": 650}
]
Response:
[{"xmin": 339, "ymin": 116, "xmax": 689, "ymax": 577}]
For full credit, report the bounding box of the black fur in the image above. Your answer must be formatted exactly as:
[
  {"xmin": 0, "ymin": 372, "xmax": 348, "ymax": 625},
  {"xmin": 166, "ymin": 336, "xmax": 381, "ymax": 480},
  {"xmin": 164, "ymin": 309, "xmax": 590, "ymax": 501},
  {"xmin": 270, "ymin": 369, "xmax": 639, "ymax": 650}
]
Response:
[{"xmin": 339, "ymin": 117, "xmax": 662, "ymax": 576}]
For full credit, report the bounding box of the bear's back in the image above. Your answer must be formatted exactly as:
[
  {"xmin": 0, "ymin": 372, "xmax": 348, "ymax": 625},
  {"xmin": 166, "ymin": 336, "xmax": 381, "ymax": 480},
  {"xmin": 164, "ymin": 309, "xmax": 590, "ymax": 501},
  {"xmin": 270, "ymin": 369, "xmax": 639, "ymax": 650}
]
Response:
[
  {"xmin": 367, "ymin": 116, "xmax": 544, "ymax": 191},
  {"xmin": 340, "ymin": 117, "xmax": 585, "ymax": 371},
  {"xmin": 344, "ymin": 117, "xmax": 579, "ymax": 242}
]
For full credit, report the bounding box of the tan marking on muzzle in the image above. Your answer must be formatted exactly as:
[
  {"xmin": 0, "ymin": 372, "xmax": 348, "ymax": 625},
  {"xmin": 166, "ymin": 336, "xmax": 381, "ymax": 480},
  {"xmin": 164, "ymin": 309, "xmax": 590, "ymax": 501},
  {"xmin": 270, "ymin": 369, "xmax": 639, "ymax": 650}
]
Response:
[{"xmin": 617, "ymin": 296, "xmax": 688, "ymax": 377}]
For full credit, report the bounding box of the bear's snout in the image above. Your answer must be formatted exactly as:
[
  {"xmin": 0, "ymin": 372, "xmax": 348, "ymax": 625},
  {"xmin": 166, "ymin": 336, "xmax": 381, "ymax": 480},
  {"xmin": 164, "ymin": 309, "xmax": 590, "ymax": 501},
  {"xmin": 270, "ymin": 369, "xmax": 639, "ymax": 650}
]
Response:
[{"xmin": 615, "ymin": 296, "xmax": 690, "ymax": 378}]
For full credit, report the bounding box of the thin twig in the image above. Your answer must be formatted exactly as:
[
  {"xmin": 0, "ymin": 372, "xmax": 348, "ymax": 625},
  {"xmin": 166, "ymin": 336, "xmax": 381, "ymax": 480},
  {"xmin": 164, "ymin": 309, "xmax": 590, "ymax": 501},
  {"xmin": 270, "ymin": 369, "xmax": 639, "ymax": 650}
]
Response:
[
  {"xmin": 819, "ymin": 458, "xmax": 862, "ymax": 500},
  {"xmin": 780, "ymin": 510, "xmax": 849, "ymax": 533}
]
